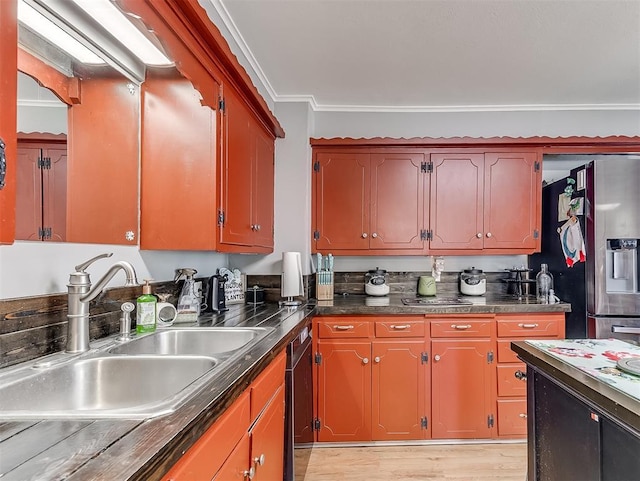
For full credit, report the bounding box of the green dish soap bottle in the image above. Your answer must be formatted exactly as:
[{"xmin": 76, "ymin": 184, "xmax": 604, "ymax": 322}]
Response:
[{"xmin": 136, "ymin": 279, "xmax": 157, "ymax": 333}]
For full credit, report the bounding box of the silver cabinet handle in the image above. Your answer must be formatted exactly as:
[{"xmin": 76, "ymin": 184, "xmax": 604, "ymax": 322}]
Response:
[
  {"xmin": 612, "ymin": 326, "xmax": 640, "ymax": 334},
  {"xmin": 476, "ymin": 233, "xmax": 482, "ymax": 238},
  {"xmin": 486, "ymin": 232, "xmax": 492, "ymax": 238},
  {"xmin": 434, "ymin": 354, "xmax": 441, "ymax": 362},
  {"xmin": 363, "ymin": 357, "xmax": 369, "ymax": 364},
  {"xmin": 518, "ymin": 323, "xmax": 539, "ymax": 329},
  {"xmin": 362, "ymin": 233, "xmax": 368, "ymax": 238},
  {"xmin": 372, "ymin": 232, "xmax": 378, "ymax": 238},
  {"xmin": 334, "ymin": 325, "xmax": 354, "ymax": 330},
  {"xmin": 254, "ymin": 454, "xmax": 265, "ymax": 466},
  {"xmin": 515, "ymin": 370, "xmax": 527, "ymax": 381},
  {"xmin": 374, "ymin": 356, "xmax": 380, "ymax": 363},
  {"xmin": 518, "ymin": 413, "xmax": 527, "ymax": 419},
  {"xmin": 256, "ymin": 224, "xmax": 261, "ymax": 231},
  {"xmin": 243, "ymin": 467, "xmax": 255, "ymax": 480},
  {"xmin": 451, "ymin": 324, "xmax": 472, "ymax": 330},
  {"xmin": 391, "ymin": 324, "xmax": 410, "ymax": 330}
]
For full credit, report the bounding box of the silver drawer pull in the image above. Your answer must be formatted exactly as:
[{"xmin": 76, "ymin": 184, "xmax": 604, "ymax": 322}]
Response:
[
  {"xmin": 612, "ymin": 326, "xmax": 640, "ymax": 334},
  {"xmin": 519, "ymin": 413, "xmax": 527, "ymax": 419},
  {"xmin": 334, "ymin": 325, "xmax": 354, "ymax": 330},
  {"xmin": 451, "ymin": 324, "xmax": 472, "ymax": 330},
  {"xmin": 518, "ymin": 323, "xmax": 539, "ymax": 329},
  {"xmin": 391, "ymin": 324, "xmax": 410, "ymax": 330}
]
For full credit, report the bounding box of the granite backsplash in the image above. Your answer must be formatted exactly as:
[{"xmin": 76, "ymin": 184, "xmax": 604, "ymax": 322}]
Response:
[{"xmin": 0, "ymin": 271, "xmax": 513, "ymax": 368}]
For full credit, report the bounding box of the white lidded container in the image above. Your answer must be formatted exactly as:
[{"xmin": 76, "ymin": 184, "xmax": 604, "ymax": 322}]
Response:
[{"xmin": 460, "ymin": 267, "xmax": 487, "ymax": 296}]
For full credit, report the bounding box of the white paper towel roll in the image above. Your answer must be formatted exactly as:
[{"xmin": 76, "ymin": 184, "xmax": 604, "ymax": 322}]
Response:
[{"xmin": 281, "ymin": 251, "xmax": 304, "ymax": 298}]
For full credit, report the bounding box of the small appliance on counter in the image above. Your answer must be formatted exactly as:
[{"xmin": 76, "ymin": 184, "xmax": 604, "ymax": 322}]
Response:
[
  {"xmin": 460, "ymin": 267, "xmax": 486, "ymax": 296},
  {"xmin": 203, "ymin": 273, "xmax": 228, "ymax": 313},
  {"xmin": 246, "ymin": 285, "xmax": 265, "ymax": 306},
  {"xmin": 365, "ymin": 267, "xmax": 390, "ymax": 296}
]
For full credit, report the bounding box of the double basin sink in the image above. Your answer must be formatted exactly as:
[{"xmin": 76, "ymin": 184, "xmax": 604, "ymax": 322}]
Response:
[{"xmin": 0, "ymin": 327, "xmax": 274, "ymax": 420}]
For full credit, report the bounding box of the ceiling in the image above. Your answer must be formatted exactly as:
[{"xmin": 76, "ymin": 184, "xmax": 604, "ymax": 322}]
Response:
[{"xmin": 214, "ymin": 0, "xmax": 640, "ymax": 112}]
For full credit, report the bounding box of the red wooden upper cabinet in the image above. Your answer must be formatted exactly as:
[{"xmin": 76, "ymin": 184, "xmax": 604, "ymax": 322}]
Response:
[
  {"xmin": 312, "ymin": 149, "xmax": 428, "ymax": 255},
  {"xmin": 430, "ymin": 151, "xmax": 541, "ymax": 254}
]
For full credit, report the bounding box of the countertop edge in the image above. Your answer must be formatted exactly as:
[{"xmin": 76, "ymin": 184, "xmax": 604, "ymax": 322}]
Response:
[{"xmin": 511, "ymin": 341, "xmax": 640, "ymax": 434}]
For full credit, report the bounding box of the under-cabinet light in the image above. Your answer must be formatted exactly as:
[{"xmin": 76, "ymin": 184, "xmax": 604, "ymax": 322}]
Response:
[
  {"xmin": 70, "ymin": 0, "xmax": 172, "ymax": 66},
  {"xmin": 18, "ymin": 1, "xmax": 105, "ymax": 65}
]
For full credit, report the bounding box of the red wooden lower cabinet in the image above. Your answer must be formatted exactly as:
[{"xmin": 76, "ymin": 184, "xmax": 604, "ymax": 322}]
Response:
[
  {"xmin": 371, "ymin": 340, "xmax": 428, "ymax": 440},
  {"xmin": 163, "ymin": 351, "xmax": 286, "ymax": 481},
  {"xmin": 430, "ymin": 339, "xmax": 495, "ymax": 439},
  {"xmin": 316, "ymin": 339, "xmax": 372, "ymax": 442}
]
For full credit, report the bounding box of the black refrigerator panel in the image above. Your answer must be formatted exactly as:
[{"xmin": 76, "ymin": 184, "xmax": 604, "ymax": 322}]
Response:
[{"xmin": 530, "ymin": 175, "xmax": 587, "ymax": 338}]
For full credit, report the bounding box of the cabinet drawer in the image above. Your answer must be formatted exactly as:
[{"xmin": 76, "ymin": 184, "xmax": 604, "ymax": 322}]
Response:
[
  {"xmin": 497, "ymin": 340, "xmax": 521, "ymax": 363},
  {"xmin": 496, "ymin": 314, "xmax": 564, "ymax": 338},
  {"xmin": 497, "ymin": 399, "xmax": 527, "ymax": 437},
  {"xmin": 375, "ymin": 319, "xmax": 425, "ymax": 338},
  {"xmin": 497, "ymin": 363, "xmax": 527, "ymax": 397},
  {"xmin": 430, "ymin": 319, "xmax": 492, "ymax": 338},
  {"xmin": 317, "ymin": 318, "xmax": 373, "ymax": 339},
  {"xmin": 250, "ymin": 350, "xmax": 286, "ymax": 421}
]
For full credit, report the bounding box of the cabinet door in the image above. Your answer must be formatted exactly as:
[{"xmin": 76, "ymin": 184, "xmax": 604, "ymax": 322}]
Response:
[
  {"xmin": 483, "ymin": 152, "xmax": 540, "ymax": 250},
  {"xmin": 252, "ymin": 122, "xmax": 275, "ymax": 249},
  {"xmin": 430, "ymin": 153, "xmax": 484, "ymax": 250},
  {"xmin": 44, "ymin": 146, "xmax": 67, "ymax": 242},
  {"xmin": 213, "ymin": 432, "xmax": 251, "ymax": 481},
  {"xmin": 67, "ymin": 77, "xmax": 138, "ymax": 244},
  {"xmin": 369, "ymin": 152, "xmax": 427, "ymax": 251},
  {"xmin": 140, "ymin": 75, "xmax": 218, "ymax": 250},
  {"xmin": 371, "ymin": 340, "xmax": 428, "ymax": 440},
  {"xmin": 316, "ymin": 339, "xmax": 371, "ymax": 442},
  {"xmin": 220, "ymin": 87, "xmax": 253, "ymax": 247},
  {"xmin": 15, "ymin": 146, "xmax": 41, "ymax": 240},
  {"xmin": 314, "ymin": 152, "xmax": 370, "ymax": 251},
  {"xmin": 431, "ymin": 339, "xmax": 494, "ymax": 438},
  {"xmin": 0, "ymin": 0, "xmax": 17, "ymax": 245},
  {"xmin": 251, "ymin": 385, "xmax": 285, "ymax": 481}
]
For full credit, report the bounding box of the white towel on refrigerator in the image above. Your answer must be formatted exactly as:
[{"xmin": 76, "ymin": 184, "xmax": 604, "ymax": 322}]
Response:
[{"xmin": 557, "ymin": 217, "xmax": 586, "ymax": 267}]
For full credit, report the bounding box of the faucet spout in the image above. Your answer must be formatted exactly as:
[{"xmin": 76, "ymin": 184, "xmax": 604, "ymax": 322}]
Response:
[{"xmin": 66, "ymin": 256, "xmax": 139, "ymax": 353}]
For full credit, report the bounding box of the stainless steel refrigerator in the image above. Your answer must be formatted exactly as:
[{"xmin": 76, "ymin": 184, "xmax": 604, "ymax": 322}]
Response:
[{"xmin": 530, "ymin": 155, "xmax": 640, "ymax": 342}]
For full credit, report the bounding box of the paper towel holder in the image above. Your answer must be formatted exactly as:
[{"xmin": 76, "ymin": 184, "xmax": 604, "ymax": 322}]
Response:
[{"xmin": 280, "ymin": 251, "xmax": 303, "ymax": 306}]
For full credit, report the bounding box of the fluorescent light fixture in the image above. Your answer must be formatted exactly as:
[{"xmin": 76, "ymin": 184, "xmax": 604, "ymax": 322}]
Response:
[
  {"xmin": 18, "ymin": 1, "xmax": 105, "ymax": 65},
  {"xmin": 71, "ymin": 0, "xmax": 172, "ymax": 66}
]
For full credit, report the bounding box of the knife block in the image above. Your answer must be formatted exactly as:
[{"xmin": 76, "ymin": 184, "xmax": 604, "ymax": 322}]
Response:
[{"xmin": 316, "ymin": 272, "xmax": 334, "ymax": 300}]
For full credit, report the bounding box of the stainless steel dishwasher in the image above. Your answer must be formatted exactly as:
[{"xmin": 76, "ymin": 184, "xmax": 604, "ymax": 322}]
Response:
[{"xmin": 284, "ymin": 318, "xmax": 313, "ymax": 481}]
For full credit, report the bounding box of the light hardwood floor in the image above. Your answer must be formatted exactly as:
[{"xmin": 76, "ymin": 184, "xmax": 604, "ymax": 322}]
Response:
[{"xmin": 295, "ymin": 443, "xmax": 527, "ymax": 481}]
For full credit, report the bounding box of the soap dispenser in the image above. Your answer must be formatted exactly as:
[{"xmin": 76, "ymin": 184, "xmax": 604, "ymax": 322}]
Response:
[{"xmin": 136, "ymin": 280, "xmax": 157, "ymax": 333}]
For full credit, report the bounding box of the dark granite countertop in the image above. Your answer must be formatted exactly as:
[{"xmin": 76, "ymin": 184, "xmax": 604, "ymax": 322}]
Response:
[
  {"xmin": 314, "ymin": 293, "xmax": 571, "ymax": 315},
  {"xmin": 0, "ymin": 302, "xmax": 314, "ymax": 481},
  {"xmin": 512, "ymin": 340, "xmax": 640, "ymax": 434}
]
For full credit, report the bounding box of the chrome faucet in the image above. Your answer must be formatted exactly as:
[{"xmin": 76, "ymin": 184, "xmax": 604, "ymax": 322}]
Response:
[{"xmin": 66, "ymin": 253, "xmax": 139, "ymax": 353}]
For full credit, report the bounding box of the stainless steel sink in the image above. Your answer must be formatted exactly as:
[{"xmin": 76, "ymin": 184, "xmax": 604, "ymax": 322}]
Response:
[
  {"xmin": 0, "ymin": 355, "xmax": 217, "ymax": 419},
  {"xmin": 108, "ymin": 327, "xmax": 272, "ymax": 357}
]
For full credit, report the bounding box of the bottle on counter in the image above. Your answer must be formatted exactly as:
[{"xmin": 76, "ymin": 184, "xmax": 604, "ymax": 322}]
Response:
[
  {"xmin": 536, "ymin": 264, "xmax": 554, "ymax": 303},
  {"xmin": 136, "ymin": 279, "xmax": 157, "ymax": 333}
]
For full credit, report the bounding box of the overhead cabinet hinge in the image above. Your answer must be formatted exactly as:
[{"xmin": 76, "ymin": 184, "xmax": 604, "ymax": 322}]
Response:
[
  {"xmin": 313, "ymin": 230, "xmax": 320, "ymax": 241},
  {"xmin": 421, "ymin": 352, "xmax": 429, "ymax": 364},
  {"xmin": 38, "ymin": 156, "xmax": 51, "ymax": 169},
  {"xmin": 313, "ymin": 418, "xmax": 322, "ymax": 431},
  {"xmin": 218, "ymin": 97, "xmax": 225, "ymax": 112},
  {"xmin": 314, "ymin": 161, "xmax": 320, "ymax": 172},
  {"xmin": 421, "ymin": 416, "xmax": 428, "ymax": 429},
  {"xmin": 533, "ymin": 229, "xmax": 540, "ymax": 239},
  {"xmin": 488, "ymin": 414, "xmax": 495, "ymax": 428},
  {"xmin": 534, "ymin": 161, "xmax": 541, "ymax": 172},
  {"xmin": 421, "ymin": 162, "xmax": 433, "ymax": 173},
  {"xmin": 314, "ymin": 353, "xmax": 322, "ymax": 364},
  {"xmin": 38, "ymin": 227, "xmax": 52, "ymax": 240},
  {"xmin": 487, "ymin": 351, "xmax": 494, "ymax": 364},
  {"xmin": 420, "ymin": 230, "xmax": 433, "ymax": 241},
  {"xmin": 218, "ymin": 210, "xmax": 225, "ymax": 225}
]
